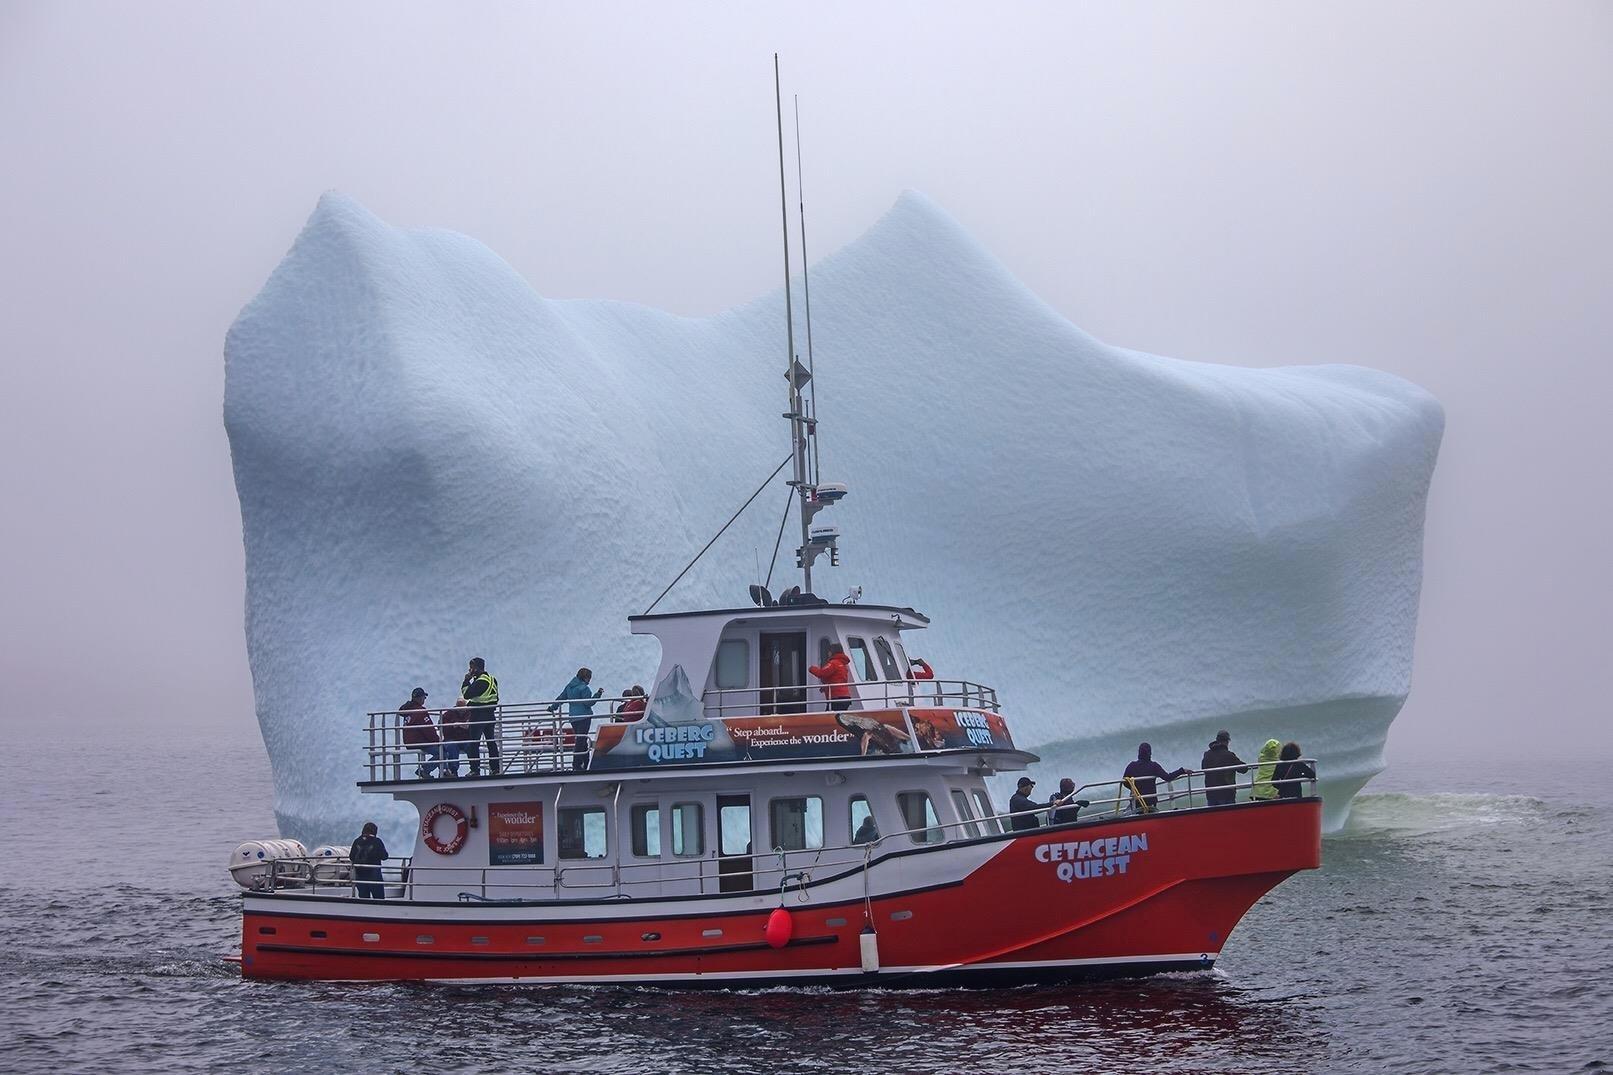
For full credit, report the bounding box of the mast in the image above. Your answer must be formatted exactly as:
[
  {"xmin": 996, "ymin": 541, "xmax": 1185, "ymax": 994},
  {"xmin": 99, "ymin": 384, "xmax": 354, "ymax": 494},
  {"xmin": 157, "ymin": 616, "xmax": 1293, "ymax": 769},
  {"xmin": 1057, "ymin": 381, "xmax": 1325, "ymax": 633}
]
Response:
[{"xmin": 772, "ymin": 57, "xmax": 841, "ymax": 598}]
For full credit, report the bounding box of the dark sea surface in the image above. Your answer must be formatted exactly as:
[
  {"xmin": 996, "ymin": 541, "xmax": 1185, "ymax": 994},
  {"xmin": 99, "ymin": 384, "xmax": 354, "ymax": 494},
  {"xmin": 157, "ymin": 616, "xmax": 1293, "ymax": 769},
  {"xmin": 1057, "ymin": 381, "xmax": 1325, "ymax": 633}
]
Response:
[{"xmin": 2, "ymin": 720, "xmax": 1608, "ymax": 1074}]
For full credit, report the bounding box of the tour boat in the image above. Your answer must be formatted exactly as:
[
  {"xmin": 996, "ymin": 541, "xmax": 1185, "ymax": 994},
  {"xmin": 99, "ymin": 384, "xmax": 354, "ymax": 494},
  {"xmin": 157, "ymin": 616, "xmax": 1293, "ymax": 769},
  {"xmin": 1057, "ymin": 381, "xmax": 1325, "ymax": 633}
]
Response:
[{"xmin": 229, "ymin": 63, "xmax": 1323, "ymax": 986}]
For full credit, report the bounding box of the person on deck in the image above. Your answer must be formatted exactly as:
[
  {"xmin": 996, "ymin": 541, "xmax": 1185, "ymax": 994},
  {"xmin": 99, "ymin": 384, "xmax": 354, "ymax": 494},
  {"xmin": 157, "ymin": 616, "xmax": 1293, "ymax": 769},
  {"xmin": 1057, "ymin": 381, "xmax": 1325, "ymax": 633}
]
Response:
[
  {"xmin": 1272, "ymin": 742, "xmax": 1318, "ymax": 799},
  {"xmin": 349, "ymin": 822, "xmax": 388, "ymax": 900},
  {"xmin": 907, "ymin": 658, "xmax": 934, "ymax": 681},
  {"xmin": 437, "ymin": 702, "xmax": 473, "ymax": 778},
  {"xmin": 1048, "ymin": 777, "xmax": 1085, "ymax": 824},
  {"xmin": 1122, "ymin": 742, "xmax": 1191, "ymax": 812},
  {"xmin": 550, "ymin": 667, "xmax": 604, "ymax": 770},
  {"xmin": 614, "ymin": 685, "xmax": 647, "ymax": 722},
  {"xmin": 1250, "ymin": 739, "xmax": 1283, "ymax": 800},
  {"xmin": 398, "ymin": 687, "xmax": 440, "ymax": 780},
  {"xmin": 809, "ymin": 644, "xmax": 854, "ymax": 712},
  {"xmin": 1200, "ymin": 731, "xmax": 1249, "ymax": 806},
  {"xmin": 1008, "ymin": 777, "xmax": 1043, "ymax": 831},
  {"xmin": 461, "ymin": 657, "xmax": 501, "ymax": 777}
]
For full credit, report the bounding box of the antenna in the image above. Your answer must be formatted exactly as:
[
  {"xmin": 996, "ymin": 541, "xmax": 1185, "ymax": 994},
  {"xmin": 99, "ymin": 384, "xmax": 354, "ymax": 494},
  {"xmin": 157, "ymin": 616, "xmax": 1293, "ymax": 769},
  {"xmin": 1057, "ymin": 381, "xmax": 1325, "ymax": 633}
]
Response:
[
  {"xmin": 794, "ymin": 94, "xmax": 821, "ymax": 487},
  {"xmin": 775, "ymin": 55, "xmax": 818, "ymax": 593}
]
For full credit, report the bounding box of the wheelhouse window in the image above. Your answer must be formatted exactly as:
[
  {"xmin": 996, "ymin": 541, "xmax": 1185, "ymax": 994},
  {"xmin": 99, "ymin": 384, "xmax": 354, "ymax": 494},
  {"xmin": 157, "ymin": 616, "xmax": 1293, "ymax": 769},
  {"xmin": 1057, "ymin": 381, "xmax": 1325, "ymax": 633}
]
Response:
[
  {"xmin": 850, "ymin": 795, "xmax": 879, "ymax": 844},
  {"xmin": 971, "ymin": 788, "xmax": 1003, "ymax": 835},
  {"xmin": 769, "ymin": 796, "xmax": 824, "ymax": 851},
  {"xmin": 896, "ymin": 791, "xmax": 944, "ymax": 845},
  {"xmin": 559, "ymin": 807, "xmax": 608, "ymax": 859},
  {"xmin": 715, "ymin": 639, "xmax": 749, "ymax": 690},
  {"xmin": 629, "ymin": 803, "xmax": 661, "ymax": 858},
  {"xmin": 671, "ymin": 802, "xmax": 703, "ymax": 856},
  {"xmin": 951, "ymin": 790, "xmax": 982, "ymax": 839},
  {"xmin": 847, "ymin": 637, "xmax": 877, "ymax": 681},
  {"xmin": 873, "ymin": 637, "xmax": 901, "ymax": 681}
]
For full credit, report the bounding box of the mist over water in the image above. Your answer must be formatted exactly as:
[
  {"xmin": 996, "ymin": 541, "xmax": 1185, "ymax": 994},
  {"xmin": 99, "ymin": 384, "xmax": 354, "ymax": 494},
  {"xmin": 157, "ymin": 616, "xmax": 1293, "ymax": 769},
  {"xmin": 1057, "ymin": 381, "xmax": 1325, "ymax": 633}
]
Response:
[{"xmin": 3, "ymin": 721, "xmax": 1607, "ymax": 1074}]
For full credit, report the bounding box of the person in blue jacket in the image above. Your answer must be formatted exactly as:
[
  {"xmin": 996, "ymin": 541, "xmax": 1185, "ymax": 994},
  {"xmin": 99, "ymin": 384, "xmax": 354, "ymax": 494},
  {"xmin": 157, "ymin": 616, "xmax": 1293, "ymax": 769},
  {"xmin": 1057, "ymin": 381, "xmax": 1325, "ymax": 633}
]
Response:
[{"xmin": 549, "ymin": 667, "xmax": 604, "ymax": 770}]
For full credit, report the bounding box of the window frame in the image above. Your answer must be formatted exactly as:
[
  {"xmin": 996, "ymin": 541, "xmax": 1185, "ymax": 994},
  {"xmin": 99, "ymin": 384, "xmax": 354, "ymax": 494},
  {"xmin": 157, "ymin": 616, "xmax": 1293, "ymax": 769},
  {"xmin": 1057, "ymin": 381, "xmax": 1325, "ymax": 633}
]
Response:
[
  {"xmin": 629, "ymin": 802, "xmax": 662, "ymax": 858},
  {"xmin": 714, "ymin": 638, "xmax": 749, "ymax": 690},
  {"xmin": 950, "ymin": 789, "xmax": 983, "ymax": 839},
  {"xmin": 849, "ymin": 794, "xmax": 878, "ymax": 845},
  {"xmin": 558, "ymin": 805, "xmax": 609, "ymax": 860},
  {"xmin": 768, "ymin": 795, "xmax": 825, "ymax": 852},
  {"xmin": 895, "ymin": 790, "xmax": 944, "ymax": 845},
  {"xmin": 872, "ymin": 636, "xmax": 902, "ymax": 681},
  {"xmin": 971, "ymin": 788, "xmax": 1003, "ymax": 835},
  {"xmin": 847, "ymin": 636, "xmax": 877, "ymax": 681},
  {"xmin": 669, "ymin": 801, "xmax": 704, "ymax": 857}
]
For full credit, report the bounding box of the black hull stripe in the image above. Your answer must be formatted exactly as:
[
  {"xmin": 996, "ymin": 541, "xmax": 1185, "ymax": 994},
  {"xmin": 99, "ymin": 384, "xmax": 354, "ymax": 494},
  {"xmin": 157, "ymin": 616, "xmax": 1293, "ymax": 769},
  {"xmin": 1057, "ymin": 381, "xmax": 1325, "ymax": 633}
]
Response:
[{"xmin": 256, "ymin": 933, "xmax": 838, "ymax": 963}]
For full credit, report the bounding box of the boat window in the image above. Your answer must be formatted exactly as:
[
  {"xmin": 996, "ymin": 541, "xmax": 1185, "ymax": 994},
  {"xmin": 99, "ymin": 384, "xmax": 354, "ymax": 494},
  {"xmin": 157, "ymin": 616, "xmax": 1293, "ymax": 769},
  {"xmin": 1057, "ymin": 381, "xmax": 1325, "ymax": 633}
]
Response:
[
  {"xmin": 719, "ymin": 800, "xmax": 752, "ymax": 856},
  {"xmin": 896, "ymin": 791, "xmax": 944, "ymax": 845},
  {"xmin": 769, "ymin": 797, "xmax": 824, "ymax": 851},
  {"xmin": 715, "ymin": 639, "xmax": 749, "ymax": 690},
  {"xmin": 873, "ymin": 637, "xmax": 901, "ymax": 681},
  {"xmin": 559, "ymin": 807, "xmax": 608, "ymax": 860},
  {"xmin": 849, "ymin": 795, "xmax": 879, "ymax": 844},
  {"xmin": 629, "ymin": 803, "xmax": 661, "ymax": 858},
  {"xmin": 951, "ymin": 789, "xmax": 982, "ymax": 839},
  {"xmin": 972, "ymin": 788, "xmax": 1003, "ymax": 835},
  {"xmin": 891, "ymin": 638, "xmax": 911, "ymax": 674},
  {"xmin": 847, "ymin": 637, "xmax": 877, "ymax": 681},
  {"xmin": 671, "ymin": 802, "xmax": 703, "ymax": 856}
]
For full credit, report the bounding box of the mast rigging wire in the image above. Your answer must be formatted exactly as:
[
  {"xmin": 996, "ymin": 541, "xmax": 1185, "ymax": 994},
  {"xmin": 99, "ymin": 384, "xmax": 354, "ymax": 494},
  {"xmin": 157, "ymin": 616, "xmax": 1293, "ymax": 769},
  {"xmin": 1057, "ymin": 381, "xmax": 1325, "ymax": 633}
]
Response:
[
  {"xmin": 763, "ymin": 486, "xmax": 795, "ymax": 591},
  {"xmin": 642, "ymin": 455, "xmax": 792, "ymax": 616}
]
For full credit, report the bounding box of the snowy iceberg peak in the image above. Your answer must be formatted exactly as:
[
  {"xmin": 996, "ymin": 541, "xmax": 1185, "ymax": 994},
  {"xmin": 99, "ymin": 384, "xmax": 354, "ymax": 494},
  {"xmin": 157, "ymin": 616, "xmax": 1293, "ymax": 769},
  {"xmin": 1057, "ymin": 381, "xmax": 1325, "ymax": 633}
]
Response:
[{"xmin": 226, "ymin": 190, "xmax": 1441, "ymax": 843}]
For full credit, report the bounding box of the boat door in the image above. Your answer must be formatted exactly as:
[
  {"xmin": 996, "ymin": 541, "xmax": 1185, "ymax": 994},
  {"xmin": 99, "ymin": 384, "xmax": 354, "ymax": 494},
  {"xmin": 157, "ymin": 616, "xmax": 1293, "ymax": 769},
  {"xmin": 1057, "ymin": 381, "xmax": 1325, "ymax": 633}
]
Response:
[
  {"xmin": 759, "ymin": 631, "xmax": 807, "ymax": 715},
  {"xmin": 716, "ymin": 793, "xmax": 753, "ymax": 893}
]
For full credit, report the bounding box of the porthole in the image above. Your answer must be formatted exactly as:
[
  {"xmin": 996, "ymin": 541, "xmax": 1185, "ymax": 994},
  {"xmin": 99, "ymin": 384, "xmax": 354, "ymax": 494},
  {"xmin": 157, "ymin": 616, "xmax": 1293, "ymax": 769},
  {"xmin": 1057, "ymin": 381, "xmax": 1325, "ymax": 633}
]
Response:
[{"xmin": 362, "ymin": 932, "xmax": 380, "ymax": 942}]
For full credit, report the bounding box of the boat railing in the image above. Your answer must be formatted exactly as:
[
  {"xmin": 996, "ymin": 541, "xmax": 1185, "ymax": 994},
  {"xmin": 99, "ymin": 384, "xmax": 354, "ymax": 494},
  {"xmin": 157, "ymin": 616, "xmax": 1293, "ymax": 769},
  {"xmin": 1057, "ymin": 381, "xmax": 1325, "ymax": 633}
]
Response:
[
  {"xmin": 251, "ymin": 759, "xmax": 1317, "ymax": 900},
  {"xmin": 364, "ymin": 683, "xmax": 1007, "ymax": 782},
  {"xmin": 699, "ymin": 678, "xmax": 1000, "ymax": 718}
]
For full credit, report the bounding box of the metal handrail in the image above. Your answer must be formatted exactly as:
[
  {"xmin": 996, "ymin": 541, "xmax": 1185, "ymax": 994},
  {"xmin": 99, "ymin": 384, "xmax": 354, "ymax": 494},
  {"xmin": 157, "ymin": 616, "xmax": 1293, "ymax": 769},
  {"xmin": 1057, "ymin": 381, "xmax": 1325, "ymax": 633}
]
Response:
[
  {"xmin": 363, "ymin": 686, "xmax": 1009, "ymax": 782},
  {"xmin": 698, "ymin": 678, "xmax": 1000, "ymax": 717}
]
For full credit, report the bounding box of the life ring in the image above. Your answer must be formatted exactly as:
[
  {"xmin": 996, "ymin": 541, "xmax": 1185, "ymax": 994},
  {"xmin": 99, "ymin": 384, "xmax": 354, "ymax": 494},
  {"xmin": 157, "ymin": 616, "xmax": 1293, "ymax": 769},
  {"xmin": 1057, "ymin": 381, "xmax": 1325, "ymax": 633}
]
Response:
[{"xmin": 422, "ymin": 803, "xmax": 468, "ymax": 855}]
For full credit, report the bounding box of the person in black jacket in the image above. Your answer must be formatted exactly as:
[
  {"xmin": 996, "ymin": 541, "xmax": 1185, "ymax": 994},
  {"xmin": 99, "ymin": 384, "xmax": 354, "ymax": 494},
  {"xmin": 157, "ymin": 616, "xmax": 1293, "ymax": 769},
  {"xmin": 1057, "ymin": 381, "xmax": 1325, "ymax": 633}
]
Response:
[
  {"xmin": 1122, "ymin": 743, "xmax": 1191, "ymax": 811},
  {"xmin": 1272, "ymin": 741, "xmax": 1318, "ymax": 799},
  {"xmin": 350, "ymin": 821, "xmax": 388, "ymax": 900},
  {"xmin": 1200, "ymin": 731, "xmax": 1249, "ymax": 806},
  {"xmin": 1008, "ymin": 777, "xmax": 1043, "ymax": 831},
  {"xmin": 1048, "ymin": 778, "xmax": 1086, "ymax": 824}
]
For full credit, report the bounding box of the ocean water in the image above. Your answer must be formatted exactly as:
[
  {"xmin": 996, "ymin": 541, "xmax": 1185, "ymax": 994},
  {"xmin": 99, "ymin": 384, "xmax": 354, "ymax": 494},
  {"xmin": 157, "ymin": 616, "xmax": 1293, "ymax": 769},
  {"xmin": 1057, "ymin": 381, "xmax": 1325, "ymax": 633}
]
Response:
[{"xmin": 2, "ymin": 719, "xmax": 1607, "ymax": 1074}]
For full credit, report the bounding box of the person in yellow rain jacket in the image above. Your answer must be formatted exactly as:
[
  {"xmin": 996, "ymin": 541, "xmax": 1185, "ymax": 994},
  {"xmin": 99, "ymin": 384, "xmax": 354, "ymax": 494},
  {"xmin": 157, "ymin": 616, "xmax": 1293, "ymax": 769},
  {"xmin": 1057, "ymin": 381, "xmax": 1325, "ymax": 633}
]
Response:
[{"xmin": 1250, "ymin": 738, "xmax": 1282, "ymax": 800}]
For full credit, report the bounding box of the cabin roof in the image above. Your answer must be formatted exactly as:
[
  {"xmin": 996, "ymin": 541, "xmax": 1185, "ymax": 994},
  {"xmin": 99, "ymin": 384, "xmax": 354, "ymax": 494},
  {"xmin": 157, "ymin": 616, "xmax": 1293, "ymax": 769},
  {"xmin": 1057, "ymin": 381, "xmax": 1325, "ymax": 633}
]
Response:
[{"xmin": 628, "ymin": 603, "xmax": 929, "ymax": 627}]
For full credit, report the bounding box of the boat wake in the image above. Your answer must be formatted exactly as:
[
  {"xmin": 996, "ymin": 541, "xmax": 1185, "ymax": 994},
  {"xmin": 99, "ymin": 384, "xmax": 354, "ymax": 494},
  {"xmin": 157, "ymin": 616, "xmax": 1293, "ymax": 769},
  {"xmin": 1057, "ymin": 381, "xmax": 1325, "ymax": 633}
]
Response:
[{"xmin": 1334, "ymin": 791, "xmax": 1551, "ymax": 838}]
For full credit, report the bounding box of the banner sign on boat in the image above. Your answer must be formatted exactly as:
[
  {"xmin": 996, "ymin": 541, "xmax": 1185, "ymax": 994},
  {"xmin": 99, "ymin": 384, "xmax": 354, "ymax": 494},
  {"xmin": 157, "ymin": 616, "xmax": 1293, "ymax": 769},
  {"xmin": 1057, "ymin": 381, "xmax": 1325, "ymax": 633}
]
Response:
[
  {"xmin": 590, "ymin": 710, "xmax": 920, "ymax": 769},
  {"xmin": 488, "ymin": 801, "xmax": 544, "ymax": 865},
  {"xmin": 908, "ymin": 709, "xmax": 1015, "ymax": 752}
]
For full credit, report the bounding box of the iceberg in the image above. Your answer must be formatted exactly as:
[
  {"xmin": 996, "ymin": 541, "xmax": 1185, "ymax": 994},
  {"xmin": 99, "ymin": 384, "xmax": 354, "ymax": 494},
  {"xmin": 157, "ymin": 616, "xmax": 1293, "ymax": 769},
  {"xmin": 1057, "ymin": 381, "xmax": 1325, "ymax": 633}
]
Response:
[{"xmin": 224, "ymin": 191, "xmax": 1443, "ymax": 842}]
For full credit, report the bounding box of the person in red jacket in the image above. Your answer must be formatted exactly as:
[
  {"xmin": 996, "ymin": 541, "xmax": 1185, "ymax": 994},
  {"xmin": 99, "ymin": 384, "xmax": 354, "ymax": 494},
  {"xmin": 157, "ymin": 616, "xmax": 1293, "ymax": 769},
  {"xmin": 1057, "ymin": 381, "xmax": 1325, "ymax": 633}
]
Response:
[
  {"xmin": 613, "ymin": 685, "xmax": 648, "ymax": 722},
  {"xmin": 398, "ymin": 687, "xmax": 441, "ymax": 780},
  {"xmin": 809, "ymin": 644, "xmax": 854, "ymax": 712},
  {"xmin": 908, "ymin": 658, "xmax": 935, "ymax": 681}
]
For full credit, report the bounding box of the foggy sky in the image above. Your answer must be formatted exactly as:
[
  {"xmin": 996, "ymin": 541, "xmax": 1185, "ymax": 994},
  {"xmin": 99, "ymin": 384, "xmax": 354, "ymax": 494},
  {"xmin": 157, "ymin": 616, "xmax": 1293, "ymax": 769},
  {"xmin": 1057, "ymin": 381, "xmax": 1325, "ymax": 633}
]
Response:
[{"xmin": 1, "ymin": 2, "xmax": 1608, "ymax": 757}]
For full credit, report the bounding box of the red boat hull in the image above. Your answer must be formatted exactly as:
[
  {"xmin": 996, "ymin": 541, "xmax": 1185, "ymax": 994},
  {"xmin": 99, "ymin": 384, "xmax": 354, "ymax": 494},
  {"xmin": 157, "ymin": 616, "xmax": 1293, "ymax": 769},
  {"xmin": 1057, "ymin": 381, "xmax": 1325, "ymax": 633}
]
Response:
[{"xmin": 240, "ymin": 798, "xmax": 1321, "ymax": 986}]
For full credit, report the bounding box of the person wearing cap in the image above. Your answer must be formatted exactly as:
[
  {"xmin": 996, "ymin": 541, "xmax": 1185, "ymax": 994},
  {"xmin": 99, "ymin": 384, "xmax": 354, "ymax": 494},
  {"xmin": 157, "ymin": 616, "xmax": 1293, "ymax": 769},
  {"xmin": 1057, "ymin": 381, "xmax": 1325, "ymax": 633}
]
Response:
[
  {"xmin": 1200, "ymin": 731, "xmax": 1249, "ymax": 806},
  {"xmin": 1008, "ymin": 777, "xmax": 1044, "ymax": 831},
  {"xmin": 1122, "ymin": 743, "xmax": 1191, "ymax": 811},
  {"xmin": 349, "ymin": 821, "xmax": 388, "ymax": 900},
  {"xmin": 398, "ymin": 687, "xmax": 441, "ymax": 780},
  {"xmin": 461, "ymin": 657, "xmax": 501, "ymax": 777}
]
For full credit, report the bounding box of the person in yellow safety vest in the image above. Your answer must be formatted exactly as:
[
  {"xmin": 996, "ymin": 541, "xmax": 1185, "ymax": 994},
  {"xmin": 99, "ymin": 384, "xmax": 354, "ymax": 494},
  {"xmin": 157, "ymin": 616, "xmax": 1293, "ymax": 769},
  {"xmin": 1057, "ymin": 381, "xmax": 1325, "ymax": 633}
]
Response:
[
  {"xmin": 1250, "ymin": 738, "xmax": 1282, "ymax": 800},
  {"xmin": 461, "ymin": 656, "xmax": 501, "ymax": 777}
]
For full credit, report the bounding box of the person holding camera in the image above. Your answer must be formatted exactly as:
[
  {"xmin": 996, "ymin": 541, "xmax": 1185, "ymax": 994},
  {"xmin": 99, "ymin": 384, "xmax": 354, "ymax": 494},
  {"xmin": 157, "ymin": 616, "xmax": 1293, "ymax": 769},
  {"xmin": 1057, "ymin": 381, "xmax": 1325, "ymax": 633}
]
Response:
[{"xmin": 550, "ymin": 666, "xmax": 605, "ymax": 770}]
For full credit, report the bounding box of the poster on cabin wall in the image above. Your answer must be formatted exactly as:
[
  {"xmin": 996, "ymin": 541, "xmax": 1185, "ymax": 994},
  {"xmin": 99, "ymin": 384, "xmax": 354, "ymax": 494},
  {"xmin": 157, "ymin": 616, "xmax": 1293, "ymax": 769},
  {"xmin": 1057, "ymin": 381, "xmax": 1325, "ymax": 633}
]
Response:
[
  {"xmin": 908, "ymin": 709, "xmax": 1016, "ymax": 752},
  {"xmin": 589, "ymin": 710, "xmax": 919, "ymax": 769},
  {"xmin": 488, "ymin": 801, "xmax": 544, "ymax": 865}
]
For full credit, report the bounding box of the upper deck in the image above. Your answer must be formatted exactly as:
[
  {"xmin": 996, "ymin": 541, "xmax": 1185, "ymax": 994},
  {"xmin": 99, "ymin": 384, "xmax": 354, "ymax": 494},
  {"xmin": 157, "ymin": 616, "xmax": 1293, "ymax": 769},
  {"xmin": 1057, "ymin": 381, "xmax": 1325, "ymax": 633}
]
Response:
[{"xmin": 362, "ymin": 677, "xmax": 1022, "ymax": 786}]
